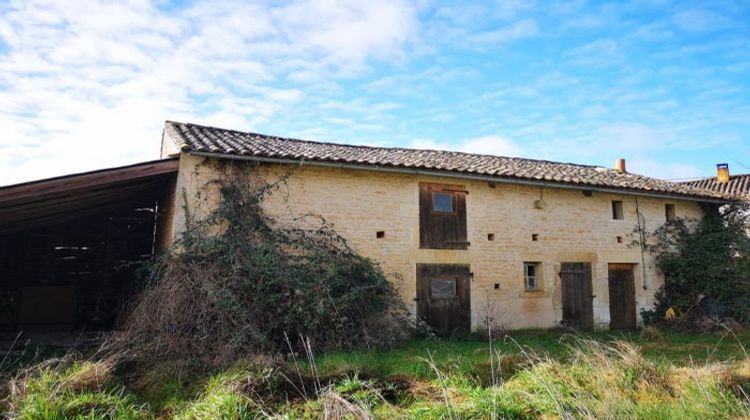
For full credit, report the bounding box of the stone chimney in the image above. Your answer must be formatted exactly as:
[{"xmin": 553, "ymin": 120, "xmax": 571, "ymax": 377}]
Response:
[
  {"xmin": 614, "ymin": 158, "xmax": 626, "ymax": 173},
  {"xmin": 716, "ymin": 163, "xmax": 730, "ymax": 184}
]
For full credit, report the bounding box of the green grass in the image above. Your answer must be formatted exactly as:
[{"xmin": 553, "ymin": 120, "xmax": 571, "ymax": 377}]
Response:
[
  {"xmin": 3, "ymin": 329, "xmax": 749, "ymax": 419},
  {"xmin": 310, "ymin": 329, "xmax": 750, "ymax": 379},
  {"xmin": 5, "ymin": 359, "xmax": 149, "ymax": 419}
]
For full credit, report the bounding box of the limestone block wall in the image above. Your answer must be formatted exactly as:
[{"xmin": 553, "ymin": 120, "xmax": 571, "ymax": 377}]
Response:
[{"xmin": 170, "ymin": 153, "xmax": 705, "ymax": 330}]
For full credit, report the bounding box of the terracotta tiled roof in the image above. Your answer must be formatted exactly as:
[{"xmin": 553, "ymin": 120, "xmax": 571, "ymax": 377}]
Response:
[
  {"xmin": 682, "ymin": 175, "xmax": 750, "ymax": 199},
  {"xmin": 164, "ymin": 121, "xmax": 727, "ymax": 201}
]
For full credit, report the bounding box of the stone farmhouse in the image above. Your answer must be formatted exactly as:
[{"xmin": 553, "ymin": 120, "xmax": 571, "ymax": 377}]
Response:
[
  {"xmin": 158, "ymin": 122, "xmax": 729, "ymax": 334},
  {"xmin": 0, "ymin": 121, "xmax": 730, "ymax": 335}
]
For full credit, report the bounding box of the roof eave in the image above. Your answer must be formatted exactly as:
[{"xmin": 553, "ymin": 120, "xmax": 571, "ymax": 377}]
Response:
[{"xmin": 188, "ymin": 151, "xmax": 730, "ymax": 204}]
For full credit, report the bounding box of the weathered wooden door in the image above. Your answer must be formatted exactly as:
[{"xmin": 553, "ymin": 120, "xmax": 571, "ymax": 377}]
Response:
[
  {"xmin": 608, "ymin": 263, "xmax": 637, "ymax": 330},
  {"xmin": 560, "ymin": 262, "xmax": 594, "ymax": 330},
  {"xmin": 416, "ymin": 264, "xmax": 471, "ymax": 337}
]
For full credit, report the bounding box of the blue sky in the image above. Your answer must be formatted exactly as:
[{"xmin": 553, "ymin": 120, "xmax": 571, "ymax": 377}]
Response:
[{"xmin": 0, "ymin": 0, "xmax": 748, "ymax": 185}]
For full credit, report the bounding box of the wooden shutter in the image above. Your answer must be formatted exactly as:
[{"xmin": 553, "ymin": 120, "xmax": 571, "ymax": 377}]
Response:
[{"xmin": 419, "ymin": 182, "xmax": 468, "ymax": 249}]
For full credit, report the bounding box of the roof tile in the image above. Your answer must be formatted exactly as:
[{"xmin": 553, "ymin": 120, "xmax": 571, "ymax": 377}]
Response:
[
  {"xmin": 164, "ymin": 121, "xmax": 727, "ymax": 201},
  {"xmin": 682, "ymin": 175, "xmax": 750, "ymax": 199}
]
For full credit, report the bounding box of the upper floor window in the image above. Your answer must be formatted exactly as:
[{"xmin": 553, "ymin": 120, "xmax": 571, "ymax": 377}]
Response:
[
  {"xmin": 612, "ymin": 200, "xmax": 624, "ymax": 220},
  {"xmin": 419, "ymin": 182, "xmax": 468, "ymax": 249},
  {"xmin": 665, "ymin": 204, "xmax": 676, "ymax": 221}
]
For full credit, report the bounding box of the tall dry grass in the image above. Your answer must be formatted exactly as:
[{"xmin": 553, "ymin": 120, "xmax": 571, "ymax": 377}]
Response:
[
  {"xmin": 3, "ymin": 331, "xmax": 749, "ymax": 419},
  {"xmin": 427, "ymin": 335, "xmax": 750, "ymax": 419}
]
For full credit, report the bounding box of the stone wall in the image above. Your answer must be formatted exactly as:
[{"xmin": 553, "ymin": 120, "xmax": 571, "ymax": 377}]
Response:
[{"xmin": 169, "ymin": 153, "xmax": 705, "ymax": 330}]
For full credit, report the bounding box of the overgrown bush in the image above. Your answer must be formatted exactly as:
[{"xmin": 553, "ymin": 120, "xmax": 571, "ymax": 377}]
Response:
[
  {"xmin": 113, "ymin": 163, "xmax": 413, "ymax": 366},
  {"xmin": 642, "ymin": 202, "xmax": 750, "ymax": 328}
]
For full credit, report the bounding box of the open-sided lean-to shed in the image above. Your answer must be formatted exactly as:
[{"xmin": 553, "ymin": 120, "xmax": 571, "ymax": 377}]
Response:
[{"xmin": 0, "ymin": 159, "xmax": 178, "ymax": 332}]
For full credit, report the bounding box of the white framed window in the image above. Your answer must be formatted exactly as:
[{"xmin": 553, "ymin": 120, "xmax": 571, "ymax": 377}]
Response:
[{"xmin": 524, "ymin": 262, "xmax": 541, "ymax": 291}]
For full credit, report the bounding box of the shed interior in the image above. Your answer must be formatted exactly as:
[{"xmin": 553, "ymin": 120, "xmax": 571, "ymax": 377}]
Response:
[{"xmin": 0, "ymin": 159, "xmax": 178, "ymax": 332}]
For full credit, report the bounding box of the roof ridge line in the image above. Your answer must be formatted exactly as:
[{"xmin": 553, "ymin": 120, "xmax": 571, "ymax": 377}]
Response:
[{"xmin": 168, "ymin": 120, "xmax": 622, "ymax": 173}]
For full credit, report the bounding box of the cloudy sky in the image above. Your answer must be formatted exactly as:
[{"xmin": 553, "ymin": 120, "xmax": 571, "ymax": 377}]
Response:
[{"xmin": 1, "ymin": 0, "xmax": 748, "ymax": 185}]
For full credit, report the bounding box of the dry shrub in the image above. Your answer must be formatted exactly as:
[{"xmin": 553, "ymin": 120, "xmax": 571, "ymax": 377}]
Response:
[{"xmin": 111, "ymin": 164, "xmax": 413, "ymax": 367}]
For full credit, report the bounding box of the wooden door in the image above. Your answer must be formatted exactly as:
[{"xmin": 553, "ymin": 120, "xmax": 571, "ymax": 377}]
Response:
[
  {"xmin": 416, "ymin": 264, "xmax": 471, "ymax": 337},
  {"xmin": 608, "ymin": 263, "xmax": 637, "ymax": 330},
  {"xmin": 560, "ymin": 262, "xmax": 594, "ymax": 330}
]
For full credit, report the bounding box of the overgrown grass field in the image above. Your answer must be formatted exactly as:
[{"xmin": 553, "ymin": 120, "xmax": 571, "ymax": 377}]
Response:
[{"xmin": 2, "ymin": 329, "xmax": 749, "ymax": 419}]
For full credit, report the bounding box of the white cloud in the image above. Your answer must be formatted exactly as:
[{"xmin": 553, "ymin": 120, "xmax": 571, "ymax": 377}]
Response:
[
  {"xmin": 434, "ymin": 0, "xmax": 534, "ymax": 25},
  {"xmin": 0, "ymin": 0, "xmax": 419, "ymax": 185},
  {"xmin": 470, "ymin": 18, "xmax": 539, "ymax": 46},
  {"xmin": 673, "ymin": 9, "xmax": 733, "ymax": 33},
  {"xmin": 0, "ymin": 0, "xmax": 746, "ymax": 187},
  {"xmin": 410, "ymin": 135, "xmax": 524, "ymax": 157},
  {"xmin": 628, "ymin": 158, "xmax": 702, "ymax": 180},
  {"xmin": 564, "ymin": 38, "xmax": 623, "ymax": 67},
  {"xmin": 492, "ymin": 0, "xmax": 536, "ymax": 20}
]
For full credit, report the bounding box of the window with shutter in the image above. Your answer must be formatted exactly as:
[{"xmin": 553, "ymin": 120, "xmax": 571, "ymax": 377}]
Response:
[{"xmin": 419, "ymin": 182, "xmax": 468, "ymax": 249}]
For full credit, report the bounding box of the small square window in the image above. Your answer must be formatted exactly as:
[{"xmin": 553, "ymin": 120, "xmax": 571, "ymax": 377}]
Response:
[
  {"xmin": 612, "ymin": 201, "xmax": 624, "ymax": 220},
  {"xmin": 523, "ymin": 262, "xmax": 540, "ymax": 291},
  {"xmin": 431, "ymin": 278, "xmax": 457, "ymax": 298},
  {"xmin": 665, "ymin": 204, "xmax": 676, "ymax": 221},
  {"xmin": 432, "ymin": 192, "xmax": 453, "ymax": 212}
]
